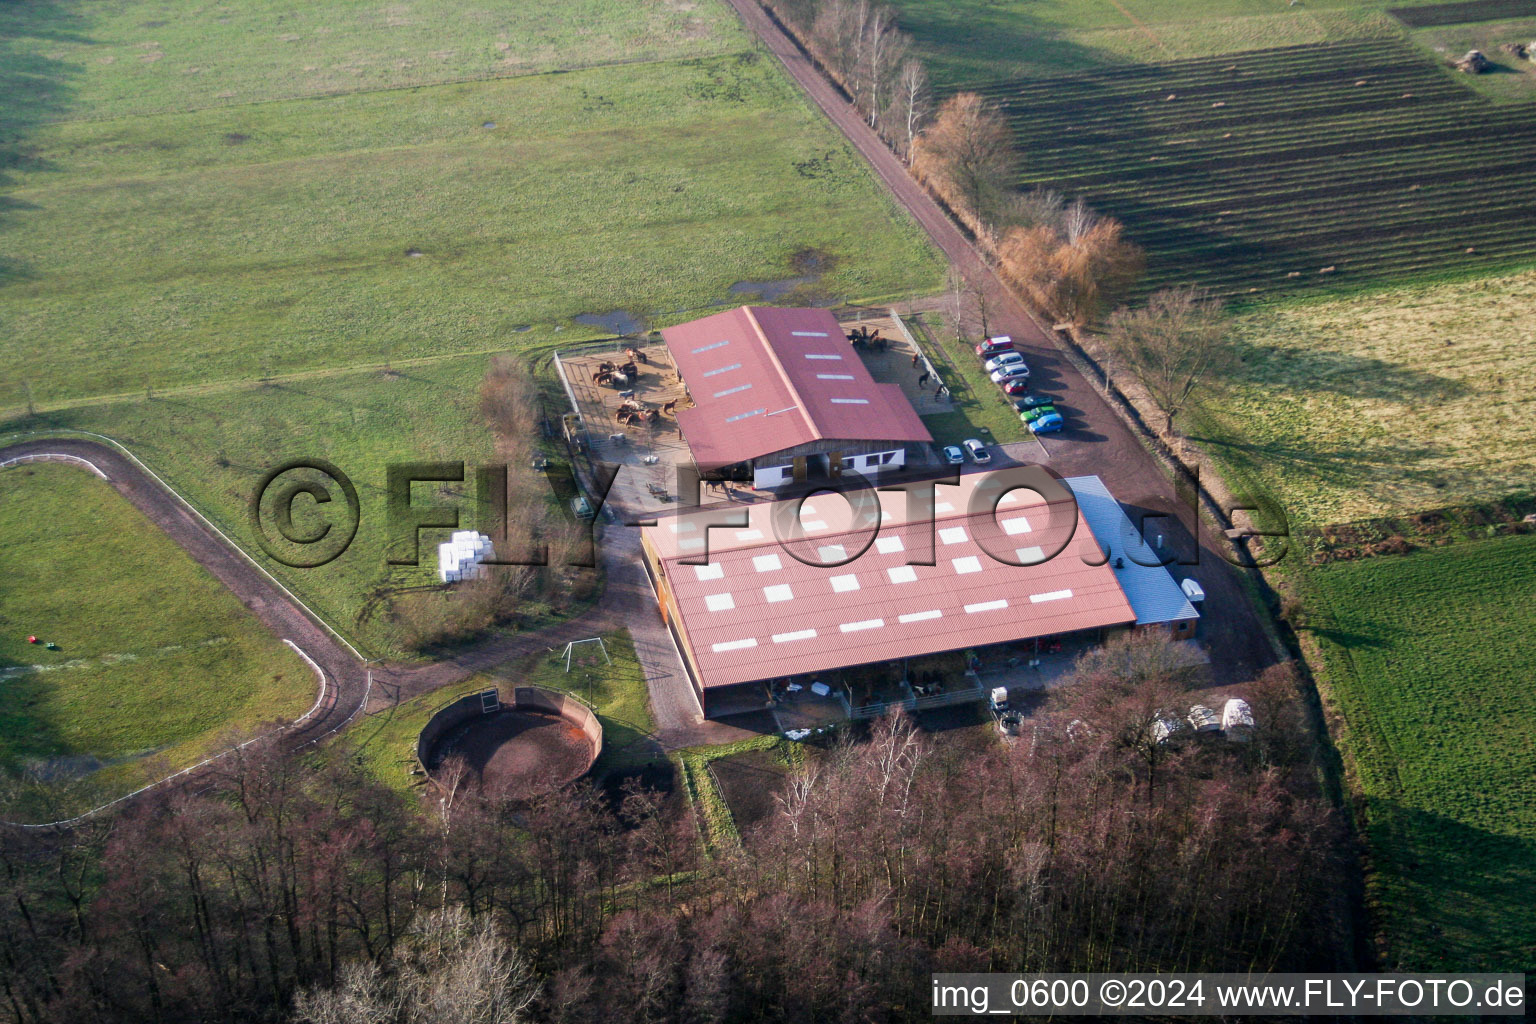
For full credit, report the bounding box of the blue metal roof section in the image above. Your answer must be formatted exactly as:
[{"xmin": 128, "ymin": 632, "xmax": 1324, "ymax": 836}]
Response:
[{"xmin": 1065, "ymin": 475, "xmax": 1199, "ymax": 626}]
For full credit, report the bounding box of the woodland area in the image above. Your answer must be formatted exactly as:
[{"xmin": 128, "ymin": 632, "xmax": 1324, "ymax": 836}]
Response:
[{"xmin": 0, "ymin": 636, "xmax": 1348, "ymax": 1024}]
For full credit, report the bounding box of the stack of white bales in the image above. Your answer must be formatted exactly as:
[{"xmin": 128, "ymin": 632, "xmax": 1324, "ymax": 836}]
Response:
[{"xmin": 438, "ymin": 531, "xmax": 496, "ymax": 583}]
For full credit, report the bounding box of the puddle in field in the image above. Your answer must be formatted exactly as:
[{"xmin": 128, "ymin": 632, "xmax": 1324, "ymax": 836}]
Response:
[
  {"xmin": 573, "ymin": 310, "xmax": 647, "ymax": 336},
  {"xmin": 727, "ymin": 247, "xmax": 835, "ymax": 302},
  {"xmin": 729, "ymin": 275, "xmax": 816, "ymax": 300}
]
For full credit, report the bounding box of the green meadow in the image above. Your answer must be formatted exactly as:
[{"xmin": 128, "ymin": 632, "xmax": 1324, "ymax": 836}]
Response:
[{"xmin": 0, "ymin": 462, "xmax": 312, "ymax": 814}]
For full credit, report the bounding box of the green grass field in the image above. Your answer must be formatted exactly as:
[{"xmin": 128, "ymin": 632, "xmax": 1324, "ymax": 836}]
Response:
[
  {"xmin": 1301, "ymin": 535, "xmax": 1536, "ymax": 969},
  {"xmin": 9, "ymin": 354, "xmax": 506, "ymax": 658},
  {"xmin": 1190, "ymin": 270, "xmax": 1536, "ymax": 526},
  {"xmin": 2, "ymin": 0, "xmax": 946, "ymax": 663},
  {"xmin": 0, "ymin": 462, "xmax": 312, "ymax": 811},
  {"xmin": 346, "ymin": 630, "xmax": 655, "ymax": 793},
  {"xmin": 3, "ymin": 52, "xmax": 944, "ymax": 408},
  {"xmin": 0, "ymin": 0, "xmax": 745, "ymax": 119},
  {"xmin": 886, "ymin": 0, "xmax": 1419, "ymax": 88}
]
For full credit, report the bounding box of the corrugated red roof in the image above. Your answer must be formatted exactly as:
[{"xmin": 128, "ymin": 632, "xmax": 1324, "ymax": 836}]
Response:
[
  {"xmin": 663, "ymin": 306, "xmax": 932, "ymax": 467},
  {"xmin": 648, "ymin": 475, "xmax": 1136, "ymax": 688}
]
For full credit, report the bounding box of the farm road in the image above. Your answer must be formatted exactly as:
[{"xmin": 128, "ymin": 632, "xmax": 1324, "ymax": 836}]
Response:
[{"xmin": 723, "ymin": 0, "xmax": 1277, "ymax": 682}]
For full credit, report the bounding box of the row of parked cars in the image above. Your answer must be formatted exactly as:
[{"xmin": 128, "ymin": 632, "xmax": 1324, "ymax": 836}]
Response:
[{"xmin": 975, "ymin": 335, "xmax": 1064, "ymax": 434}]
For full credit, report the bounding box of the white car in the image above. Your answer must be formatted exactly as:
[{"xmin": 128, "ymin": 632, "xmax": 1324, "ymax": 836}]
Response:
[
  {"xmin": 963, "ymin": 438, "xmax": 991, "ymax": 463},
  {"xmin": 983, "ymin": 351, "xmax": 1025, "ymax": 373},
  {"xmin": 990, "ymin": 365, "xmax": 1030, "ymax": 384}
]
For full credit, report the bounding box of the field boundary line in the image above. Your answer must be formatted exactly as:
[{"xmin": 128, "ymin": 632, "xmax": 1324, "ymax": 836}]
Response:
[
  {"xmin": 1, "ymin": 640, "xmax": 329, "ymax": 831},
  {"xmin": 0, "ymin": 428, "xmax": 366, "ymax": 664},
  {"xmin": 0, "ymin": 452, "xmax": 109, "ymax": 480}
]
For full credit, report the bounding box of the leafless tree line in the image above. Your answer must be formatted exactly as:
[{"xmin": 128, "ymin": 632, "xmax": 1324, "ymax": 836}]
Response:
[
  {"xmin": 0, "ymin": 635, "xmax": 1343, "ymax": 1024},
  {"xmin": 767, "ymin": 0, "xmax": 932, "ymax": 159}
]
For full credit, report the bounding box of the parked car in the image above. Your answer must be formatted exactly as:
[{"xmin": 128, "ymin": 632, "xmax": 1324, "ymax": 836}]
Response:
[
  {"xmin": 941, "ymin": 444, "xmax": 965, "ymax": 465},
  {"xmin": 962, "ymin": 438, "xmax": 991, "ymax": 463},
  {"xmin": 974, "ymin": 335, "xmax": 1014, "ymax": 358},
  {"xmin": 1027, "ymin": 412, "xmax": 1064, "ymax": 433},
  {"xmin": 990, "ymin": 365, "xmax": 1031, "ymax": 384},
  {"xmin": 1001, "ymin": 379, "xmax": 1035, "ymax": 397},
  {"xmin": 571, "ymin": 496, "xmax": 596, "ymax": 520},
  {"xmin": 1020, "ymin": 404, "xmax": 1058, "ymax": 423},
  {"xmin": 1012, "ymin": 392, "xmax": 1050, "ymax": 408},
  {"xmin": 983, "ymin": 351, "xmax": 1025, "ymax": 373}
]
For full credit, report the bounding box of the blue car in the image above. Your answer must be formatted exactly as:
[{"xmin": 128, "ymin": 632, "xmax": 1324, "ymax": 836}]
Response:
[{"xmin": 1027, "ymin": 412, "xmax": 1064, "ymax": 433}]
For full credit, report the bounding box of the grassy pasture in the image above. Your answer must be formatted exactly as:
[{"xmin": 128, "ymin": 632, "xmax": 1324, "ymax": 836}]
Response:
[
  {"xmin": 3, "ymin": 53, "xmax": 945, "ymax": 409},
  {"xmin": 1410, "ymin": 17, "xmax": 1536, "ymax": 101},
  {"xmin": 1190, "ymin": 270, "xmax": 1536, "ymax": 527},
  {"xmin": 345, "ymin": 630, "xmax": 654, "ymax": 794},
  {"xmin": 886, "ymin": 0, "xmax": 1422, "ymax": 87},
  {"xmin": 0, "ymin": 0, "xmax": 744, "ymax": 119},
  {"xmin": 973, "ymin": 39, "xmax": 1536, "ymax": 296},
  {"xmin": 1300, "ymin": 535, "xmax": 1536, "ymax": 969},
  {"xmin": 6, "ymin": 353, "xmax": 511, "ymax": 659},
  {"xmin": 0, "ymin": 462, "xmax": 312, "ymax": 812}
]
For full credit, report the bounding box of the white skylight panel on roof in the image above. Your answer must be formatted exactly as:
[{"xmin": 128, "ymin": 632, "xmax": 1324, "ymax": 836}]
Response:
[
  {"xmin": 790, "ymin": 330, "xmax": 829, "ymax": 337},
  {"xmin": 939, "ymin": 526, "xmax": 968, "ymax": 545},
  {"xmin": 830, "ymin": 573, "xmax": 859, "ymax": 592},
  {"xmin": 1002, "ymin": 516, "xmax": 1032, "ymax": 535},
  {"xmin": 875, "ymin": 536, "xmax": 904, "ymax": 554},
  {"xmin": 816, "ymin": 374, "xmax": 855, "ymax": 381},
  {"xmin": 1030, "ymin": 589, "xmax": 1074, "ymax": 603},
  {"xmin": 753, "ymin": 553, "xmax": 783, "ymax": 573},
  {"xmin": 704, "ymin": 593, "xmax": 735, "ymax": 612},
  {"xmin": 965, "ymin": 599, "xmax": 1008, "ymax": 614},
  {"xmin": 887, "ymin": 566, "xmax": 918, "ymax": 584},
  {"xmin": 691, "ymin": 339, "xmax": 730, "ymax": 354},
  {"xmin": 736, "ymin": 529, "xmax": 764, "ymax": 541},
  {"xmin": 830, "ymin": 398, "xmax": 869, "ymax": 405},
  {"xmin": 694, "ymin": 564, "xmax": 725, "ymax": 581},
  {"xmin": 712, "ymin": 637, "xmax": 758, "ymax": 652},
  {"xmin": 1016, "ymin": 546, "xmax": 1046, "ymax": 564},
  {"xmin": 763, "ymin": 584, "xmax": 794, "ymax": 603},
  {"xmin": 817, "ymin": 544, "xmax": 847, "ymax": 563},
  {"xmin": 773, "ymin": 628, "xmax": 817, "ymax": 643},
  {"xmin": 952, "ymin": 556, "xmax": 982, "ymax": 574},
  {"xmin": 840, "ymin": 618, "xmax": 884, "ymax": 633},
  {"xmin": 713, "ymin": 383, "xmax": 753, "ymax": 398},
  {"xmin": 804, "ymin": 353, "xmax": 843, "ymax": 360},
  {"xmin": 724, "ymin": 408, "xmax": 765, "ymax": 423},
  {"xmin": 702, "ymin": 362, "xmax": 742, "ymax": 377},
  {"xmin": 898, "ymin": 609, "xmax": 942, "ymax": 623}
]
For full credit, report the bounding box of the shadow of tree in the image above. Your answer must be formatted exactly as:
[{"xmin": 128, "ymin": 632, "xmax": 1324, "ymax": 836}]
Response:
[
  {"xmin": 1225, "ymin": 336, "xmax": 1467, "ymax": 404},
  {"xmin": 0, "ymin": 0, "xmax": 86, "ymax": 283},
  {"xmin": 1364, "ymin": 800, "xmax": 1536, "ymax": 971}
]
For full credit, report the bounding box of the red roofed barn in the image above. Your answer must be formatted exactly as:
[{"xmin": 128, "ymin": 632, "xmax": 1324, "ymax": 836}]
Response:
[{"xmin": 662, "ymin": 306, "xmax": 932, "ymax": 488}]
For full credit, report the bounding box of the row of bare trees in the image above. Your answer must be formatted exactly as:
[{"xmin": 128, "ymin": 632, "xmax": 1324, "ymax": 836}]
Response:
[
  {"xmin": 768, "ymin": 0, "xmax": 933, "ymax": 158},
  {"xmin": 0, "ymin": 635, "xmax": 1343, "ymax": 1024}
]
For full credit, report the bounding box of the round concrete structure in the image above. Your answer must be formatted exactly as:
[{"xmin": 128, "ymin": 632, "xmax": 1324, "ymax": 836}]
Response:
[{"xmin": 419, "ymin": 687, "xmax": 601, "ymax": 796}]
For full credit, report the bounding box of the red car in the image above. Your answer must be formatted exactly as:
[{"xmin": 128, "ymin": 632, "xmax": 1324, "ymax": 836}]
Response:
[
  {"xmin": 1001, "ymin": 378, "xmax": 1032, "ymax": 396},
  {"xmin": 974, "ymin": 335, "xmax": 1014, "ymax": 358}
]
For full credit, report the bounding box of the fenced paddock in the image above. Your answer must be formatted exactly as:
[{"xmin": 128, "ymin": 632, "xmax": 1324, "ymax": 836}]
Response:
[{"xmin": 418, "ymin": 686, "xmax": 602, "ymax": 796}]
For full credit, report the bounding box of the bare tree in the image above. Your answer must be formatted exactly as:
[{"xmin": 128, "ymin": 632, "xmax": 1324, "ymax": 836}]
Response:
[
  {"xmin": 293, "ymin": 907, "xmax": 539, "ymax": 1024},
  {"xmin": 997, "ymin": 211, "xmax": 1143, "ymax": 326},
  {"xmin": 887, "ymin": 57, "xmax": 931, "ymax": 161},
  {"xmin": 913, "ymin": 92, "xmax": 1016, "ymax": 231},
  {"xmin": 1104, "ymin": 287, "xmax": 1227, "ymax": 434}
]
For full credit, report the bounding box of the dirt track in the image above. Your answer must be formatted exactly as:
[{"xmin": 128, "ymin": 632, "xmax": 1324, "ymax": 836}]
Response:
[{"xmin": 0, "ymin": 438, "xmax": 369, "ymax": 751}]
